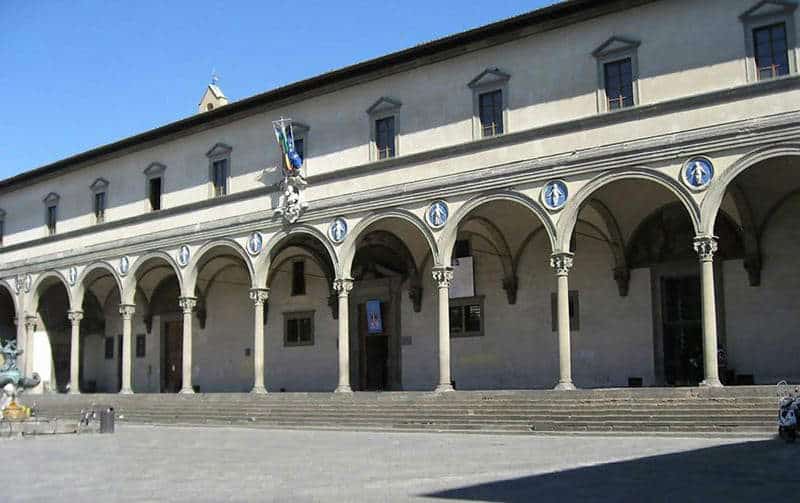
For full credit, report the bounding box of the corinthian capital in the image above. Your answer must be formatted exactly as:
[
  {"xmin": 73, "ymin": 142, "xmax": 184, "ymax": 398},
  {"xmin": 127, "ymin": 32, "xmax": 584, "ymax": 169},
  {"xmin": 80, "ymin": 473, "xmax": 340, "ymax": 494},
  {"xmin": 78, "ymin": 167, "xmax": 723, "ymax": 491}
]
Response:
[
  {"xmin": 24, "ymin": 315, "xmax": 38, "ymax": 330},
  {"xmin": 693, "ymin": 236, "xmax": 718, "ymax": 262},
  {"xmin": 67, "ymin": 310, "xmax": 84, "ymax": 323},
  {"xmin": 249, "ymin": 288, "xmax": 269, "ymax": 305},
  {"xmin": 119, "ymin": 304, "xmax": 136, "ymax": 320},
  {"xmin": 432, "ymin": 267, "xmax": 454, "ymax": 289},
  {"xmin": 332, "ymin": 278, "xmax": 353, "ymax": 296},
  {"xmin": 178, "ymin": 297, "xmax": 197, "ymax": 313},
  {"xmin": 550, "ymin": 252, "xmax": 574, "ymax": 276}
]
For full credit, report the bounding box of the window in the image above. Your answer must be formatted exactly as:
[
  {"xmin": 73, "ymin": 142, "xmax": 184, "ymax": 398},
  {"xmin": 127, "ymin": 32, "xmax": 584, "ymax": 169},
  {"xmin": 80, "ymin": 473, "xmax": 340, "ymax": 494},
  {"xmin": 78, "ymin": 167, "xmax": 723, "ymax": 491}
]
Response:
[
  {"xmin": 43, "ymin": 192, "xmax": 59, "ymax": 236},
  {"xmin": 136, "ymin": 334, "xmax": 146, "ymax": 358},
  {"xmin": 294, "ymin": 138, "xmax": 304, "ymax": 160},
  {"xmin": 592, "ymin": 36, "xmax": 640, "ymax": 112},
  {"xmin": 104, "ymin": 337, "xmax": 115, "ymax": 359},
  {"xmin": 740, "ymin": 1, "xmax": 798, "ymax": 82},
  {"xmin": 149, "ymin": 177, "xmax": 162, "ymax": 210},
  {"xmin": 284, "ymin": 311, "xmax": 314, "ymax": 346},
  {"xmin": 479, "ymin": 90, "xmax": 504, "ymax": 137},
  {"xmin": 212, "ymin": 159, "xmax": 228, "ymax": 197},
  {"xmin": 206, "ymin": 143, "xmax": 233, "ymax": 198},
  {"xmin": 206, "ymin": 103, "xmax": 214, "ymax": 111},
  {"xmin": 604, "ymin": 58, "xmax": 634, "ymax": 110},
  {"xmin": 291, "ymin": 260, "xmax": 306, "ymax": 296},
  {"xmin": 375, "ymin": 116, "xmax": 396, "ymax": 159},
  {"xmin": 754, "ymin": 23, "xmax": 789, "ymax": 80},
  {"xmin": 94, "ymin": 192, "xmax": 106, "ymax": 223},
  {"xmin": 551, "ymin": 290, "xmax": 580, "ymax": 331},
  {"xmin": 449, "ymin": 296, "xmax": 484, "ymax": 338},
  {"xmin": 0, "ymin": 209, "xmax": 5, "ymax": 246},
  {"xmin": 453, "ymin": 239, "xmax": 471, "ymax": 260},
  {"xmin": 143, "ymin": 162, "xmax": 166, "ymax": 211}
]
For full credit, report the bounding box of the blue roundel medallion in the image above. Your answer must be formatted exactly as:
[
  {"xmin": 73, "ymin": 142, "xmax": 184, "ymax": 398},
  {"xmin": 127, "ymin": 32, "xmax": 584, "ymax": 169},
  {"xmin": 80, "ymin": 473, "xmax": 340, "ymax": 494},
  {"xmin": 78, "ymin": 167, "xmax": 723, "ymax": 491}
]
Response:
[
  {"xmin": 541, "ymin": 180, "xmax": 568, "ymax": 211},
  {"xmin": 426, "ymin": 200, "xmax": 449, "ymax": 229},
  {"xmin": 247, "ymin": 232, "xmax": 263, "ymax": 256},
  {"xmin": 177, "ymin": 245, "xmax": 190, "ymax": 268},
  {"xmin": 682, "ymin": 157, "xmax": 714, "ymax": 191},
  {"xmin": 329, "ymin": 217, "xmax": 348, "ymax": 244}
]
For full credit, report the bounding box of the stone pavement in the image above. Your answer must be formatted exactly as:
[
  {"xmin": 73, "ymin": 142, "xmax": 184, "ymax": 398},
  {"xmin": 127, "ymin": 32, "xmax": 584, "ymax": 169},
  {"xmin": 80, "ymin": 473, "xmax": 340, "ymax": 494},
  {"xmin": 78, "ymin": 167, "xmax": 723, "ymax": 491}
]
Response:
[{"xmin": 1, "ymin": 425, "xmax": 792, "ymax": 502}]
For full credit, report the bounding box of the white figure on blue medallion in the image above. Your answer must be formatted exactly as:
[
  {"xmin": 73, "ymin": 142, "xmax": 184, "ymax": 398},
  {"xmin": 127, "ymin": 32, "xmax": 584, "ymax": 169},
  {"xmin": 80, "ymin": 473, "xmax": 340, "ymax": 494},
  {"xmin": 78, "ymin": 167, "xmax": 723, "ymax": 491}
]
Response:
[
  {"xmin": 68, "ymin": 266, "xmax": 77, "ymax": 286},
  {"xmin": 248, "ymin": 232, "xmax": 263, "ymax": 255},
  {"xmin": 428, "ymin": 201, "xmax": 448, "ymax": 228},
  {"xmin": 683, "ymin": 157, "xmax": 713, "ymax": 190},
  {"xmin": 178, "ymin": 245, "xmax": 190, "ymax": 267},
  {"xmin": 549, "ymin": 183, "xmax": 564, "ymax": 208},
  {"xmin": 330, "ymin": 218, "xmax": 347, "ymax": 243},
  {"xmin": 119, "ymin": 256, "xmax": 129, "ymax": 275},
  {"xmin": 691, "ymin": 161, "xmax": 706, "ymax": 186},
  {"xmin": 543, "ymin": 180, "xmax": 567, "ymax": 210}
]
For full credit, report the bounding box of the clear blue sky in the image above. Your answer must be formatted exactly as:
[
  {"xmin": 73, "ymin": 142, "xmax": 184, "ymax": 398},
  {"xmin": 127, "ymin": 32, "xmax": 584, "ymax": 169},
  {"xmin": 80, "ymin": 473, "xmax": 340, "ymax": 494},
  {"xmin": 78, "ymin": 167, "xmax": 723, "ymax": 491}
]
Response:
[{"xmin": 0, "ymin": 0, "xmax": 555, "ymax": 180}]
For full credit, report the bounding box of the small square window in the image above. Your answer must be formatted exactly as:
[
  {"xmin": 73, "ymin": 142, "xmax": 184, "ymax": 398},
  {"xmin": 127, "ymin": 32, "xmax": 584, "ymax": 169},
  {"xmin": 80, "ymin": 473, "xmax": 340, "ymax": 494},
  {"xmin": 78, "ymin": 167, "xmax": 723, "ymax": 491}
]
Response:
[
  {"xmin": 149, "ymin": 177, "xmax": 162, "ymax": 211},
  {"xmin": 375, "ymin": 116, "xmax": 396, "ymax": 159},
  {"xmin": 478, "ymin": 90, "xmax": 504, "ymax": 137},
  {"xmin": 449, "ymin": 296, "xmax": 484, "ymax": 338},
  {"xmin": 136, "ymin": 334, "xmax": 146, "ymax": 358},
  {"xmin": 284, "ymin": 311, "xmax": 314, "ymax": 346},
  {"xmin": 291, "ymin": 261, "xmax": 306, "ymax": 296},
  {"xmin": 104, "ymin": 337, "xmax": 115, "ymax": 359},
  {"xmin": 453, "ymin": 239, "xmax": 471, "ymax": 259},
  {"xmin": 551, "ymin": 290, "xmax": 580, "ymax": 331},
  {"xmin": 94, "ymin": 192, "xmax": 106, "ymax": 223}
]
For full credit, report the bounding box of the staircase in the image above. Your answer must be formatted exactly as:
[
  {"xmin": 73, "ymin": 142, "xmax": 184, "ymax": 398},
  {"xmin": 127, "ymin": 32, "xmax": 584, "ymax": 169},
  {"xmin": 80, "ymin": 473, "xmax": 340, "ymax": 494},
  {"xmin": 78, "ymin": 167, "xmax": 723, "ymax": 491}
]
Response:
[{"xmin": 27, "ymin": 387, "xmax": 777, "ymax": 436}]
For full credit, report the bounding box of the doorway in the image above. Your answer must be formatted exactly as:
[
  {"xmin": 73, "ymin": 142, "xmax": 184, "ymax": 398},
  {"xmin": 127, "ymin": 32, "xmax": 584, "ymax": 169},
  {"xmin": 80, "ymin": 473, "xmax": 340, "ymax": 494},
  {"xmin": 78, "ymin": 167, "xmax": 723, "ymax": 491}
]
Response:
[
  {"xmin": 161, "ymin": 321, "xmax": 183, "ymax": 393},
  {"xmin": 358, "ymin": 302, "xmax": 390, "ymax": 390},
  {"xmin": 661, "ymin": 276, "xmax": 703, "ymax": 386}
]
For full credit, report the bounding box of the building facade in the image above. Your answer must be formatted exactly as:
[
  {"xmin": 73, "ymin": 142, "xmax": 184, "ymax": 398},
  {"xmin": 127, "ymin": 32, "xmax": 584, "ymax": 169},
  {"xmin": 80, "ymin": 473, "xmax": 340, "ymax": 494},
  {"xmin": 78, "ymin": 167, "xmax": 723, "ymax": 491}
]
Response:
[{"xmin": 1, "ymin": 0, "xmax": 799, "ymax": 394}]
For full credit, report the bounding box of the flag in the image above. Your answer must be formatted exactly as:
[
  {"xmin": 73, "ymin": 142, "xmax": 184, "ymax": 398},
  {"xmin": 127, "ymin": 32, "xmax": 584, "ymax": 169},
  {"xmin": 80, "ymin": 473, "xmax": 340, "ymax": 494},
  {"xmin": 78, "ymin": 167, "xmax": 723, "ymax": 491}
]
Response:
[
  {"xmin": 366, "ymin": 300, "xmax": 383, "ymax": 334},
  {"xmin": 272, "ymin": 119, "xmax": 303, "ymax": 174}
]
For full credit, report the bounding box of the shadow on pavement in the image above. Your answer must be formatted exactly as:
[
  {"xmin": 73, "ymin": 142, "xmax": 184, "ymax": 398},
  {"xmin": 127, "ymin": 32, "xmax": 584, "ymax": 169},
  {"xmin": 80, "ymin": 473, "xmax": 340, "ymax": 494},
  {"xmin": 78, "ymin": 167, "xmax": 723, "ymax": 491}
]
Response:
[{"xmin": 424, "ymin": 439, "xmax": 795, "ymax": 502}]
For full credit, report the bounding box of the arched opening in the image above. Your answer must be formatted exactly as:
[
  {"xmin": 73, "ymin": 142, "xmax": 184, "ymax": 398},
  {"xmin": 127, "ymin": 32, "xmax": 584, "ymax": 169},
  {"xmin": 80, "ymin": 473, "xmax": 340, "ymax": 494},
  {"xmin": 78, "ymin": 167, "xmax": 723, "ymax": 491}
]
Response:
[
  {"xmin": 192, "ymin": 243, "xmax": 254, "ymax": 392},
  {"xmin": 129, "ymin": 255, "xmax": 182, "ymax": 393},
  {"xmin": 346, "ymin": 216, "xmax": 433, "ymax": 391},
  {"xmin": 32, "ymin": 274, "xmax": 71, "ymax": 393},
  {"xmin": 446, "ymin": 198, "xmax": 555, "ymax": 389},
  {"xmin": 711, "ymin": 154, "xmax": 800, "ymax": 384},
  {"xmin": 77, "ymin": 265, "xmax": 123, "ymax": 393},
  {"xmin": 0, "ymin": 285, "xmax": 15, "ymax": 343},
  {"xmin": 265, "ymin": 232, "xmax": 337, "ymax": 392},
  {"xmin": 569, "ymin": 178, "xmax": 726, "ymax": 387}
]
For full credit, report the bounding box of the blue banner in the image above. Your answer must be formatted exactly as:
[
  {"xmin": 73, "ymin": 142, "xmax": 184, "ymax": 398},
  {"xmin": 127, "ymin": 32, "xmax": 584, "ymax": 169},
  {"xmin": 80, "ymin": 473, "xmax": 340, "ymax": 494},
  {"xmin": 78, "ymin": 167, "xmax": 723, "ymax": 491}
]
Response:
[{"xmin": 366, "ymin": 300, "xmax": 383, "ymax": 334}]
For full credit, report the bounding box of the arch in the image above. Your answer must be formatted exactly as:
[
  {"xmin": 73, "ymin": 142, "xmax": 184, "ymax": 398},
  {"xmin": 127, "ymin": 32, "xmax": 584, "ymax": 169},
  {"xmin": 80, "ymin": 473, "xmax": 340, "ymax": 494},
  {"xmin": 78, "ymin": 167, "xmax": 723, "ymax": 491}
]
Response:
[
  {"xmin": 558, "ymin": 168, "xmax": 701, "ymax": 252},
  {"xmin": 0, "ymin": 279, "xmax": 19, "ymax": 317},
  {"xmin": 29, "ymin": 270, "xmax": 73, "ymax": 312},
  {"xmin": 186, "ymin": 238, "xmax": 255, "ymax": 296},
  {"xmin": 701, "ymin": 143, "xmax": 800, "ymax": 235},
  {"xmin": 440, "ymin": 190, "xmax": 556, "ymax": 265},
  {"xmin": 74, "ymin": 261, "xmax": 123, "ymax": 308},
  {"xmin": 459, "ymin": 216, "xmax": 517, "ymax": 304},
  {"xmin": 583, "ymin": 198, "xmax": 630, "ymax": 296},
  {"xmin": 123, "ymin": 251, "xmax": 183, "ymax": 304},
  {"xmin": 262, "ymin": 224, "xmax": 339, "ymax": 287},
  {"xmin": 339, "ymin": 209, "xmax": 435, "ymax": 279}
]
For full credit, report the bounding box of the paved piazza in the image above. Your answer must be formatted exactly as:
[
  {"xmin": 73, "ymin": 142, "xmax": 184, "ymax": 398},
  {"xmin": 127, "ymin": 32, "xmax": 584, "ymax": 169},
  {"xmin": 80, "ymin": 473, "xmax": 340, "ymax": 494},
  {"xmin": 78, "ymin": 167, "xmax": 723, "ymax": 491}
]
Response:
[{"xmin": 1, "ymin": 426, "xmax": 791, "ymax": 502}]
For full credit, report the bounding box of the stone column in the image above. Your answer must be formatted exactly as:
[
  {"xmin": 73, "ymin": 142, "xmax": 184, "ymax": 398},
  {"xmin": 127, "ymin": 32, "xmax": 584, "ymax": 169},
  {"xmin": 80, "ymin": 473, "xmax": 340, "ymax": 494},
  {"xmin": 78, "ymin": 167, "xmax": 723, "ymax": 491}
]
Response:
[
  {"xmin": 178, "ymin": 297, "xmax": 197, "ymax": 394},
  {"xmin": 249, "ymin": 288, "xmax": 269, "ymax": 394},
  {"xmin": 551, "ymin": 253, "xmax": 576, "ymax": 390},
  {"xmin": 23, "ymin": 315, "xmax": 37, "ymax": 379},
  {"xmin": 694, "ymin": 236, "xmax": 723, "ymax": 388},
  {"xmin": 119, "ymin": 304, "xmax": 135, "ymax": 394},
  {"xmin": 67, "ymin": 310, "xmax": 83, "ymax": 395},
  {"xmin": 333, "ymin": 278, "xmax": 353, "ymax": 393},
  {"xmin": 432, "ymin": 267, "xmax": 454, "ymax": 392}
]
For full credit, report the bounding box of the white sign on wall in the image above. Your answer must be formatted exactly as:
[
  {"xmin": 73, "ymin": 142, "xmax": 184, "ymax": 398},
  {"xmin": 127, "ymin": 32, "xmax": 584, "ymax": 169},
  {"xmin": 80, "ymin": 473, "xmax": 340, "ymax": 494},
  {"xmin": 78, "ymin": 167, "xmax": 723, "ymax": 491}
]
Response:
[{"xmin": 449, "ymin": 256, "xmax": 475, "ymax": 299}]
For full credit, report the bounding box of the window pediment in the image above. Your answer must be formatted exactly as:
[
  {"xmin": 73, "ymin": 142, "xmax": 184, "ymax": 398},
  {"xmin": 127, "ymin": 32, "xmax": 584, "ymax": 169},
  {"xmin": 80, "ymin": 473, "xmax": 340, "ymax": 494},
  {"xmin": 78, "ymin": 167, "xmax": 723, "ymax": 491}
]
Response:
[
  {"xmin": 467, "ymin": 67, "xmax": 510, "ymax": 89},
  {"xmin": 206, "ymin": 142, "xmax": 233, "ymax": 159},
  {"xmin": 740, "ymin": 0, "xmax": 797, "ymax": 21},
  {"xmin": 144, "ymin": 162, "xmax": 166, "ymax": 177},
  {"xmin": 90, "ymin": 177, "xmax": 109, "ymax": 192},
  {"xmin": 42, "ymin": 192, "xmax": 60, "ymax": 206},
  {"xmin": 592, "ymin": 36, "xmax": 641, "ymax": 59},
  {"xmin": 366, "ymin": 97, "xmax": 401, "ymax": 116}
]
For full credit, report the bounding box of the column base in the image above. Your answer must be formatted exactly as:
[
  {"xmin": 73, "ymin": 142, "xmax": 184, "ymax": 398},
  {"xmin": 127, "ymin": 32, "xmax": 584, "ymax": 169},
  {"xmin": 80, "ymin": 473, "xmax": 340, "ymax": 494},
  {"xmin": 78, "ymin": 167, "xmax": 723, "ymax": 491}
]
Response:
[
  {"xmin": 554, "ymin": 381, "xmax": 576, "ymax": 391},
  {"xmin": 334, "ymin": 384, "xmax": 353, "ymax": 393},
  {"xmin": 699, "ymin": 378, "xmax": 724, "ymax": 388},
  {"xmin": 178, "ymin": 387, "xmax": 195, "ymax": 394},
  {"xmin": 434, "ymin": 383, "xmax": 454, "ymax": 393},
  {"xmin": 119, "ymin": 388, "xmax": 134, "ymax": 395},
  {"xmin": 68, "ymin": 389, "xmax": 81, "ymax": 395},
  {"xmin": 250, "ymin": 385, "xmax": 268, "ymax": 394}
]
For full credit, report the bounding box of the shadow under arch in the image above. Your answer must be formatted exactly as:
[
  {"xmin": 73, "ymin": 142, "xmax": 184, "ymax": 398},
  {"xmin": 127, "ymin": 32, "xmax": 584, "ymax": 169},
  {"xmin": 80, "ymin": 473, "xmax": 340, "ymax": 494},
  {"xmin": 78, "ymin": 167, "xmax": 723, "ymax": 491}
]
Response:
[
  {"xmin": 186, "ymin": 238, "xmax": 256, "ymax": 296},
  {"xmin": 340, "ymin": 209, "xmax": 438, "ymax": 278},
  {"xmin": 123, "ymin": 251, "xmax": 184, "ymax": 304},
  {"xmin": 74, "ymin": 261, "xmax": 123, "ymax": 308},
  {"xmin": 440, "ymin": 190, "xmax": 556, "ymax": 265},
  {"xmin": 701, "ymin": 143, "xmax": 800, "ymax": 235},
  {"xmin": 558, "ymin": 168, "xmax": 701, "ymax": 253},
  {"xmin": 29, "ymin": 270, "xmax": 73, "ymax": 312},
  {"xmin": 262, "ymin": 224, "xmax": 339, "ymax": 286},
  {"xmin": 0, "ymin": 279, "xmax": 19, "ymax": 318}
]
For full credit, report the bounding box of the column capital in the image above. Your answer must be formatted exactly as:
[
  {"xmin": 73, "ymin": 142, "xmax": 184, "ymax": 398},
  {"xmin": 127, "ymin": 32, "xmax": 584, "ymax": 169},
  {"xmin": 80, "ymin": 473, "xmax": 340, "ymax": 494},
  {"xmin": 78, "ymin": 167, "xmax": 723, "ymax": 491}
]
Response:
[
  {"xmin": 23, "ymin": 314, "xmax": 37, "ymax": 330},
  {"xmin": 693, "ymin": 235, "xmax": 718, "ymax": 262},
  {"xmin": 178, "ymin": 296, "xmax": 197, "ymax": 313},
  {"xmin": 249, "ymin": 288, "xmax": 269, "ymax": 305},
  {"xmin": 550, "ymin": 252, "xmax": 574, "ymax": 276},
  {"xmin": 432, "ymin": 267, "xmax": 454, "ymax": 288},
  {"xmin": 333, "ymin": 278, "xmax": 354, "ymax": 296},
  {"xmin": 119, "ymin": 304, "xmax": 136, "ymax": 320},
  {"xmin": 67, "ymin": 310, "xmax": 84, "ymax": 323}
]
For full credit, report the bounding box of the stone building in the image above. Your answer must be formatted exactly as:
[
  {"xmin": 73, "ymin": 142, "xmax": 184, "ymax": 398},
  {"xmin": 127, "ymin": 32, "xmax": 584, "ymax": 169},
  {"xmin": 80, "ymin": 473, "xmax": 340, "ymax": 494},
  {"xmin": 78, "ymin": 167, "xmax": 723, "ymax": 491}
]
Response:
[{"xmin": 1, "ymin": 0, "xmax": 798, "ymax": 395}]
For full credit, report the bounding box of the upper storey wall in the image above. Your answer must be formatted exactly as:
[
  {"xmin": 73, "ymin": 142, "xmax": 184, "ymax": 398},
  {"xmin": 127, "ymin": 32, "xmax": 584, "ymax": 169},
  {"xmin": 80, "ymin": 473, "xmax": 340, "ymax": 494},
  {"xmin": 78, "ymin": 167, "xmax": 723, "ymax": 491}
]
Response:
[{"xmin": 0, "ymin": 0, "xmax": 796, "ymax": 253}]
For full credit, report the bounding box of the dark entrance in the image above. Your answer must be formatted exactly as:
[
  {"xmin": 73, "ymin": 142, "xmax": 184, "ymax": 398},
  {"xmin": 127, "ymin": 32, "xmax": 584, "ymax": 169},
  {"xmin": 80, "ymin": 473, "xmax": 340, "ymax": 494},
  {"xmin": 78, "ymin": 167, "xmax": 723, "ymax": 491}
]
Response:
[
  {"xmin": 661, "ymin": 276, "xmax": 703, "ymax": 386},
  {"xmin": 162, "ymin": 321, "xmax": 183, "ymax": 393},
  {"xmin": 358, "ymin": 302, "xmax": 390, "ymax": 390}
]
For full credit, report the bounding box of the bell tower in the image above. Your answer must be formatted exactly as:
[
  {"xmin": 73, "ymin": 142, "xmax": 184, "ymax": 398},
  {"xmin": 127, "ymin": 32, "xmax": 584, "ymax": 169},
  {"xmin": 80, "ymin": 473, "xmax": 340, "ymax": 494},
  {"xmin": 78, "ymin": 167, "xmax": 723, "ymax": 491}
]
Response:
[{"xmin": 198, "ymin": 72, "xmax": 229, "ymax": 113}]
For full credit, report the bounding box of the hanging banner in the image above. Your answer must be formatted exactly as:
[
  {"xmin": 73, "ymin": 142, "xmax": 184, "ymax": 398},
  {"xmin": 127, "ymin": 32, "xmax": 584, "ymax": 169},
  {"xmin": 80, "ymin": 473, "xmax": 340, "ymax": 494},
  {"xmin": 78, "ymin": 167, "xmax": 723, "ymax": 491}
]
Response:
[{"xmin": 366, "ymin": 300, "xmax": 383, "ymax": 334}]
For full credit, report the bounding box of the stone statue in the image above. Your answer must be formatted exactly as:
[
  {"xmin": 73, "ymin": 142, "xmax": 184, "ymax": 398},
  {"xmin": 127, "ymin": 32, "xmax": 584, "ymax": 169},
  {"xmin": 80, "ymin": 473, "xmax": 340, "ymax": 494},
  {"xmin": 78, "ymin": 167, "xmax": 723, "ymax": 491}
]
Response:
[
  {"xmin": 276, "ymin": 174, "xmax": 308, "ymax": 224},
  {"xmin": 0, "ymin": 340, "xmax": 41, "ymax": 419}
]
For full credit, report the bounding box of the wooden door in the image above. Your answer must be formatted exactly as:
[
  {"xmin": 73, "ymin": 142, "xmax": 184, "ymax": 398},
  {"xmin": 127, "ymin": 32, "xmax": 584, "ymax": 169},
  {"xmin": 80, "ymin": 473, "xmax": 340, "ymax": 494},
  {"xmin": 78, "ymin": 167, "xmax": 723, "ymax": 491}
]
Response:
[
  {"xmin": 358, "ymin": 302, "xmax": 390, "ymax": 391},
  {"xmin": 162, "ymin": 321, "xmax": 183, "ymax": 393},
  {"xmin": 661, "ymin": 276, "xmax": 703, "ymax": 386}
]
